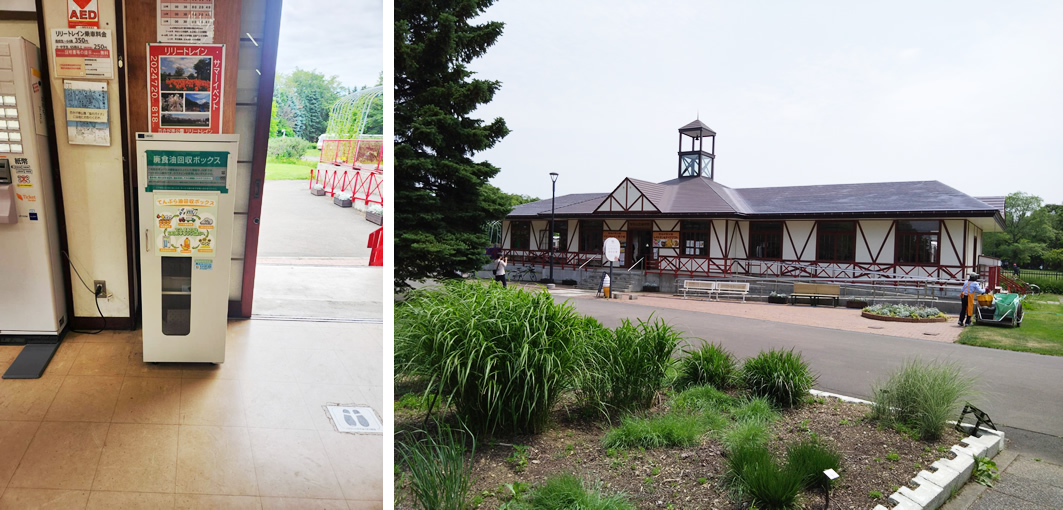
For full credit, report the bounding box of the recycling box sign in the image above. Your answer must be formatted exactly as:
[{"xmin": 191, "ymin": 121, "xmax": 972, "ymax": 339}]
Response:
[
  {"xmin": 145, "ymin": 149, "xmax": 228, "ymax": 192},
  {"xmin": 153, "ymin": 194, "xmax": 217, "ymax": 258}
]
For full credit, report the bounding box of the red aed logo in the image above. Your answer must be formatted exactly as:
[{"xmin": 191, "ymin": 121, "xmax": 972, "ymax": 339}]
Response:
[{"xmin": 69, "ymin": 9, "xmax": 98, "ymax": 20}]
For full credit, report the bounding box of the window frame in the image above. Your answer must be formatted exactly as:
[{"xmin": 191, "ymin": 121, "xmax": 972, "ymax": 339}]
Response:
[
  {"xmin": 579, "ymin": 220, "xmax": 603, "ymax": 252},
  {"xmin": 680, "ymin": 220, "xmax": 711, "ymax": 257},
  {"xmin": 748, "ymin": 221, "xmax": 784, "ymax": 260},
  {"xmin": 510, "ymin": 221, "xmax": 531, "ymax": 250},
  {"xmin": 815, "ymin": 221, "xmax": 857, "ymax": 262},
  {"xmin": 894, "ymin": 220, "xmax": 940, "ymax": 266}
]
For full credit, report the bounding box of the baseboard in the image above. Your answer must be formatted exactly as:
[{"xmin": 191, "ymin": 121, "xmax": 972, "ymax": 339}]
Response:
[{"xmin": 70, "ymin": 316, "xmax": 135, "ymax": 331}]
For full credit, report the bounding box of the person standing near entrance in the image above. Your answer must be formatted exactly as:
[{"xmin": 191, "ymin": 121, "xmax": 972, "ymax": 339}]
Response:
[
  {"xmin": 959, "ymin": 274, "xmax": 985, "ymax": 327},
  {"xmin": 494, "ymin": 256, "xmax": 508, "ymax": 287}
]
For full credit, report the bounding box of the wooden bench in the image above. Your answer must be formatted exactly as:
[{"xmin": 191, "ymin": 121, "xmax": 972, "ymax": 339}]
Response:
[
  {"xmin": 714, "ymin": 282, "xmax": 750, "ymax": 302},
  {"xmin": 789, "ymin": 283, "xmax": 841, "ymax": 307},
  {"xmin": 681, "ymin": 280, "xmax": 716, "ymax": 299}
]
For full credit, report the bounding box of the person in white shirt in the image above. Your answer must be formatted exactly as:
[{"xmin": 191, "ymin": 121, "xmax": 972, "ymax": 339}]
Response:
[
  {"xmin": 959, "ymin": 274, "xmax": 985, "ymax": 327},
  {"xmin": 494, "ymin": 256, "xmax": 508, "ymax": 288}
]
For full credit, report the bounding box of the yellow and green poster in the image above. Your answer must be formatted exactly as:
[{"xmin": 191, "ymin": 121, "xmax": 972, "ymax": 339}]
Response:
[{"xmin": 153, "ymin": 193, "xmax": 218, "ymax": 258}]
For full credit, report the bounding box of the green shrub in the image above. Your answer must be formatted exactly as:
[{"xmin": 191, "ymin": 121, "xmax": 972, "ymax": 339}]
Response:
[
  {"xmin": 726, "ymin": 443, "xmax": 804, "ymax": 510},
  {"xmin": 513, "ymin": 474, "xmax": 637, "ymax": 510},
  {"xmin": 730, "ymin": 396, "xmax": 779, "ymax": 424},
  {"xmin": 267, "ymin": 136, "xmax": 312, "ymax": 161},
  {"xmin": 1019, "ymin": 275, "xmax": 1063, "ymax": 294},
  {"xmin": 786, "ymin": 437, "xmax": 842, "ymax": 491},
  {"xmin": 395, "ymin": 281, "xmax": 601, "ymax": 435},
  {"xmin": 397, "ymin": 424, "xmax": 475, "ymax": 510},
  {"xmin": 581, "ymin": 316, "xmax": 681, "ymax": 415},
  {"xmin": 742, "ymin": 349, "xmax": 817, "ymax": 409},
  {"xmin": 671, "ymin": 385, "xmax": 738, "ymax": 413},
  {"xmin": 720, "ymin": 420, "xmax": 771, "ymax": 453},
  {"xmin": 871, "ymin": 358, "xmax": 976, "ymax": 440},
  {"xmin": 673, "ymin": 342, "xmax": 739, "ymax": 390},
  {"xmin": 601, "ymin": 413, "xmax": 710, "ymax": 449}
]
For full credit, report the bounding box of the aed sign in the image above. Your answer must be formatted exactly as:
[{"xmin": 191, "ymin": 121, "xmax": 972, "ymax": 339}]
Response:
[{"xmin": 68, "ymin": 0, "xmax": 100, "ymax": 28}]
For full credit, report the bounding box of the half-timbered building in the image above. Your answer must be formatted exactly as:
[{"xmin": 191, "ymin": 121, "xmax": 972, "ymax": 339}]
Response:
[{"xmin": 500, "ymin": 120, "xmax": 1005, "ymax": 292}]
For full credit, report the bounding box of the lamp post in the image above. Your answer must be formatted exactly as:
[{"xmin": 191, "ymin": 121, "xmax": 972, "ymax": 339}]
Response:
[{"xmin": 549, "ymin": 172, "xmax": 559, "ymax": 284}]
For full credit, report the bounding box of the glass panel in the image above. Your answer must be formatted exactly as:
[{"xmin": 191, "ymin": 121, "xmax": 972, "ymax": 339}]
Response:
[
  {"xmin": 680, "ymin": 154, "xmax": 699, "ymax": 177},
  {"xmin": 161, "ymin": 257, "xmax": 191, "ymax": 336},
  {"xmin": 702, "ymin": 155, "xmax": 713, "ymax": 179}
]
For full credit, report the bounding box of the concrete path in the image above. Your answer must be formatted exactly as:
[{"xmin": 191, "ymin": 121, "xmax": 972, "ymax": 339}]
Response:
[
  {"xmin": 252, "ymin": 180, "xmax": 381, "ymax": 319},
  {"xmin": 944, "ymin": 451, "xmax": 1063, "ymax": 510}
]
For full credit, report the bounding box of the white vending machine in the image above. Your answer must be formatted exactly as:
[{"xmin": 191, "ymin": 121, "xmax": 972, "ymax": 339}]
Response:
[
  {"xmin": 0, "ymin": 37, "xmax": 67, "ymax": 346},
  {"xmin": 135, "ymin": 133, "xmax": 238, "ymax": 363}
]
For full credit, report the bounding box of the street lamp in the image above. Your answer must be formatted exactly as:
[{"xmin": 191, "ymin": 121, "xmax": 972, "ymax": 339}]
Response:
[{"xmin": 549, "ymin": 172, "xmax": 559, "ymax": 284}]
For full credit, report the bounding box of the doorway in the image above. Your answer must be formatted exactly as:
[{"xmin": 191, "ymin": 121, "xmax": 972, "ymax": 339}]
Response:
[{"xmin": 627, "ymin": 228, "xmax": 653, "ymax": 270}]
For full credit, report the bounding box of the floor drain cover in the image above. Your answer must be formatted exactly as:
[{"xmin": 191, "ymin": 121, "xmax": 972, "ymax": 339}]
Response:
[{"xmin": 326, "ymin": 405, "xmax": 382, "ymax": 433}]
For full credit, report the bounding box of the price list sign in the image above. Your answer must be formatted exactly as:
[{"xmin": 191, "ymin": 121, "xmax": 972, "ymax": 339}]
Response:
[
  {"xmin": 51, "ymin": 29, "xmax": 114, "ymax": 79},
  {"xmin": 158, "ymin": 0, "xmax": 215, "ymax": 43}
]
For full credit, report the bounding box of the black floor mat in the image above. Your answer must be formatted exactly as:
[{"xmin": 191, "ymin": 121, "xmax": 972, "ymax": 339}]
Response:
[{"xmin": 3, "ymin": 343, "xmax": 61, "ymax": 379}]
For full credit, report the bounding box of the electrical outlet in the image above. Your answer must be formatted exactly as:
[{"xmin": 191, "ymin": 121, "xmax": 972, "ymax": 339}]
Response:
[{"xmin": 93, "ymin": 280, "xmax": 107, "ymax": 297}]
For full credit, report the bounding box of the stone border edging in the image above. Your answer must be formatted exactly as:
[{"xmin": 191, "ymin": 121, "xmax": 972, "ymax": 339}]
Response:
[
  {"xmin": 808, "ymin": 390, "xmax": 1005, "ymax": 510},
  {"xmin": 861, "ymin": 311, "xmax": 948, "ymax": 323}
]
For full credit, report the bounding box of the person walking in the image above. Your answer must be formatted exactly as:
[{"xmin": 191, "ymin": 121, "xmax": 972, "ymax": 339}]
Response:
[
  {"xmin": 494, "ymin": 255, "xmax": 508, "ymax": 288},
  {"xmin": 959, "ymin": 274, "xmax": 985, "ymax": 327}
]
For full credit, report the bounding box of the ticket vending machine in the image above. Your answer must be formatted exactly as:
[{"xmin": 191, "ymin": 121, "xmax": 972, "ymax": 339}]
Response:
[
  {"xmin": 0, "ymin": 38, "xmax": 67, "ymax": 360},
  {"xmin": 135, "ymin": 133, "xmax": 238, "ymax": 363}
]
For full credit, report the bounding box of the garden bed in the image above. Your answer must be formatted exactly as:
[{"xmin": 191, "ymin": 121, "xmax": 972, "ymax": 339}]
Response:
[
  {"xmin": 861, "ymin": 311, "xmax": 948, "ymax": 323},
  {"xmin": 395, "ymin": 394, "xmax": 964, "ymax": 509}
]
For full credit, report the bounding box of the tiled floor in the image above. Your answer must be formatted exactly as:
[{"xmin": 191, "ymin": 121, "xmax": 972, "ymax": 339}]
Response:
[{"xmin": 0, "ymin": 319, "xmax": 383, "ymax": 510}]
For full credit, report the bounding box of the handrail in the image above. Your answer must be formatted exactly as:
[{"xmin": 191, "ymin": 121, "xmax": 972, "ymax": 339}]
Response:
[
  {"xmin": 627, "ymin": 257, "xmax": 645, "ymax": 272},
  {"xmin": 578, "ymin": 257, "xmax": 596, "ymax": 270}
]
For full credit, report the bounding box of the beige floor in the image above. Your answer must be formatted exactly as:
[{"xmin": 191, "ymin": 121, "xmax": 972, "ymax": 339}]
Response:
[{"xmin": 0, "ymin": 319, "xmax": 383, "ymax": 510}]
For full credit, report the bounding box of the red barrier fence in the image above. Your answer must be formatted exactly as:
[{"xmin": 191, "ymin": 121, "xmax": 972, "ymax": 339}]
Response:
[
  {"xmin": 368, "ymin": 227, "xmax": 383, "ymax": 266},
  {"xmin": 309, "ymin": 167, "xmax": 383, "ymax": 206},
  {"xmin": 320, "ymin": 139, "xmax": 383, "ymax": 171}
]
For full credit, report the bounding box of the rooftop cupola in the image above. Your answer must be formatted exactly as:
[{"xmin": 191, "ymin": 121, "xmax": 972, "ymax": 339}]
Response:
[{"xmin": 678, "ymin": 119, "xmax": 715, "ymax": 179}]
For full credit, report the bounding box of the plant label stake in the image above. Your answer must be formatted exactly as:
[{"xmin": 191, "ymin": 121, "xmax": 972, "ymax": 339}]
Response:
[{"xmin": 823, "ymin": 468, "xmax": 839, "ymax": 508}]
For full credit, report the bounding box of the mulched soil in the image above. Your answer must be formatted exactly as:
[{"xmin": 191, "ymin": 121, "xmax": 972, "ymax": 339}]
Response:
[{"xmin": 395, "ymin": 395, "xmax": 967, "ymax": 509}]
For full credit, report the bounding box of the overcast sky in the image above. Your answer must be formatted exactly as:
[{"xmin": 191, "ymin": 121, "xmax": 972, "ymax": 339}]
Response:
[
  {"xmin": 469, "ymin": 0, "xmax": 1063, "ymax": 206},
  {"xmin": 276, "ymin": 0, "xmax": 383, "ymax": 90}
]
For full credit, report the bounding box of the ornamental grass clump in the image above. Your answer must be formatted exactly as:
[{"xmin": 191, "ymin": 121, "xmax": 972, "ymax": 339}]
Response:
[
  {"xmin": 673, "ymin": 342, "xmax": 739, "ymax": 391},
  {"xmin": 580, "ymin": 316, "xmax": 681, "ymax": 416},
  {"xmin": 725, "ymin": 443, "xmax": 805, "ymax": 510},
  {"xmin": 741, "ymin": 348, "xmax": 817, "ymax": 409},
  {"xmin": 601, "ymin": 413, "xmax": 714, "ymax": 449},
  {"xmin": 514, "ymin": 474, "xmax": 637, "ymax": 510},
  {"xmin": 396, "ymin": 424, "xmax": 475, "ymax": 510},
  {"xmin": 786, "ymin": 437, "xmax": 842, "ymax": 491},
  {"xmin": 395, "ymin": 281, "xmax": 602, "ymax": 435},
  {"xmin": 671, "ymin": 385, "xmax": 738, "ymax": 413},
  {"xmin": 871, "ymin": 358, "xmax": 977, "ymax": 440}
]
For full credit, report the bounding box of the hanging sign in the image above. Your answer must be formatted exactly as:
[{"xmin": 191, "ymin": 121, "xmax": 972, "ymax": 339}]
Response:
[
  {"xmin": 158, "ymin": 0, "xmax": 215, "ymax": 44},
  {"xmin": 153, "ymin": 194, "xmax": 218, "ymax": 258},
  {"xmin": 652, "ymin": 231, "xmax": 679, "ymax": 248},
  {"xmin": 63, "ymin": 80, "xmax": 110, "ymax": 146},
  {"xmin": 68, "ymin": 0, "xmax": 100, "ymax": 28},
  {"xmin": 147, "ymin": 44, "xmax": 223, "ymax": 133},
  {"xmin": 52, "ymin": 29, "xmax": 113, "ymax": 79}
]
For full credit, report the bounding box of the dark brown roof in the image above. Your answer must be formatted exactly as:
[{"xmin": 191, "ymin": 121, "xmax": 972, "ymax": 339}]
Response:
[
  {"xmin": 679, "ymin": 119, "xmax": 716, "ymax": 137},
  {"xmin": 508, "ymin": 193, "xmax": 608, "ymax": 218}
]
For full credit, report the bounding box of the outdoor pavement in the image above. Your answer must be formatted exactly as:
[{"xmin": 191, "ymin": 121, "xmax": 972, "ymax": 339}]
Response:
[
  {"xmin": 252, "ymin": 180, "xmax": 381, "ymax": 319},
  {"xmin": 524, "ymin": 284, "xmax": 1063, "ymax": 508}
]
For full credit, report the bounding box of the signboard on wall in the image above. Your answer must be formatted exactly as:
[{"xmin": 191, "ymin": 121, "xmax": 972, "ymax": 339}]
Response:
[
  {"xmin": 158, "ymin": 0, "xmax": 215, "ymax": 44},
  {"xmin": 145, "ymin": 149, "xmax": 228, "ymax": 192},
  {"xmin": 652, "ymin": 231, "xmax": 679, "ymax": 248},
  {"xmin": 153, "ymin": 194, "xmax": 218, "ymax": 258},
  {"xmin": 68, "ymin": 0, "xmax": 100, "ymax": 28},
  {"xmin": 603, "ymin": 230, "xmax": 626, "ymax": 243},
  {"xmin": 51, "ymin": 29, "xmax": 113, "ymax": 79},
  {"xmin": 147, "ymin": 44, "xmax": 224, "ymax": 134},
  {"xmin": 63, "ymin": 80, "xmax": 109, "ymax": 146}
]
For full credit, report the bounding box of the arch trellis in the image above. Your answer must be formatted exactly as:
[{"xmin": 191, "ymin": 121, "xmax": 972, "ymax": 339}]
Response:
[
  {"xmin": 325, "ymin": 86, "xmax": 382, "ymax": 139},
  {"xmin": 312, "ymin": 86, "xmax": 385, "ymax": 207}
]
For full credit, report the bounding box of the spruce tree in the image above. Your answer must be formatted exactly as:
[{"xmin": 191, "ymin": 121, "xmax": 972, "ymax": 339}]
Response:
[{"xmin": 395, "ymin": 0, "xmax": 511, "ymax": 286}]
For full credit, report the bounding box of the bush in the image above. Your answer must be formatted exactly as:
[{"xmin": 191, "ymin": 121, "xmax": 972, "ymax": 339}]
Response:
[
  {"xmin": 742, "ymin": 349, "xmax": 817, "ymax": 409},
  {"xmin": 395, "ymin": 281, "xmax": 601, "ymax": 435},
  {"xmin": 673, "ymin": 342, "xmax": 739, "ymax": 391},
  {"xmin": 580, "ymin": 316, "xmax": 681, "ymax": 415},
  {"xmin": 786, "ymin": 437, "xmax": 842, "ymax": 491},
  {"xmin": 513, "ymin": 474, "xmax": 637, "ymax": 510},
  {"xmin": 397, "ymin": 424, "xmax": 475, "ymax": 510},
  {"xmin": 1019, "ymin": 275, "xmax": 1063, "ymax": 294},
  {"xmin": 267, "ymin": 136, "xmax": 312, "ymax": 161},
  {"xmin": 725, "ymin": 443, "xmax": 804, "ymax": 510},
  {"xmin": 871, "ymin": 358, "xmax": 976, "ymax": 440},
  {"xmin": 671, "ymin": 385, "xmax": 738, "ymax": 413},
  {"xmin": 601, "ymin": 413, "xmax": 711, "ymax": 449}
]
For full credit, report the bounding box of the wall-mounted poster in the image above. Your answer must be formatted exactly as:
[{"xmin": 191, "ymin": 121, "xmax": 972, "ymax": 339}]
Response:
[
  {"xmin": 63, "ymin": 80, "xmax": 109, "ymax": 146},
  {"xmin": 52, "ymin": 29, "xmax": 113, "ymax": 79},
  {"xmin": 158, "ymin": 0, "xmax": 215, "ymax": 44},
  {"xmin": 652, "ymin": 231, "xmax": 679, "ymax": 248},
  {"xmin": 147, "ymin": 44, "xmax": 223, "ymax": 134}
]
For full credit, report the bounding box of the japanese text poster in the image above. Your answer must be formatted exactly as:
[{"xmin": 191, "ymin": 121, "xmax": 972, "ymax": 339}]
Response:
[
  {"xmin": 147, "ymin": 44, "xmax": 224, "ymax": 134},
  {"xmin": 52, "ymin": 29, "xmax": 113, "ymax": 79},
  {"xmin": 153, "ymin": 194, "xmax": 218, "ymax": 258},
  {"xmin": 64, "ymin": 80, "xmax": 110, "ymax": 146}
]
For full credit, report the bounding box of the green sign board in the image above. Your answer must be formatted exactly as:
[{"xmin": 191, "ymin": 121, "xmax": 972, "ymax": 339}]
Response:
[{"xmin": 145, "ymin": 150, "xmax": 229, "ymax": 193}]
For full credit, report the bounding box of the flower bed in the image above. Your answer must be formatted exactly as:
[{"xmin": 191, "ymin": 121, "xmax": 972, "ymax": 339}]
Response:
[{"xmin": 862, "ymin": 303, "xmax": 947, "ymax": 323}]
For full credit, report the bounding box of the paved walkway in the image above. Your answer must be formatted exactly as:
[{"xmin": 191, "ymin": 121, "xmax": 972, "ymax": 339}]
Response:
[{"xmin": 945, "ymin": 451, "xmax": 1063, "ymax": 510}]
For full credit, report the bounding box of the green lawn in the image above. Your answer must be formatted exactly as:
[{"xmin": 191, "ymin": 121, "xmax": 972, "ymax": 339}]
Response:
[
  {"xmin": 304, "ymin": 147, "xmax": 320, "ymax": 160},
  {"xmin": 957, "ymin": 294, "xmax": 1063, "ymax": 356},
  {"xmin": 265, "ymin": 161, "xmax": 314, "ymax": 180}
]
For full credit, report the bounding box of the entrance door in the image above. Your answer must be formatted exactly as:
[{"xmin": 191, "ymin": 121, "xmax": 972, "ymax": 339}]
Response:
[{"xmin": 626, "ymin": 229, "xmax": 653, "ymax": 270}]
